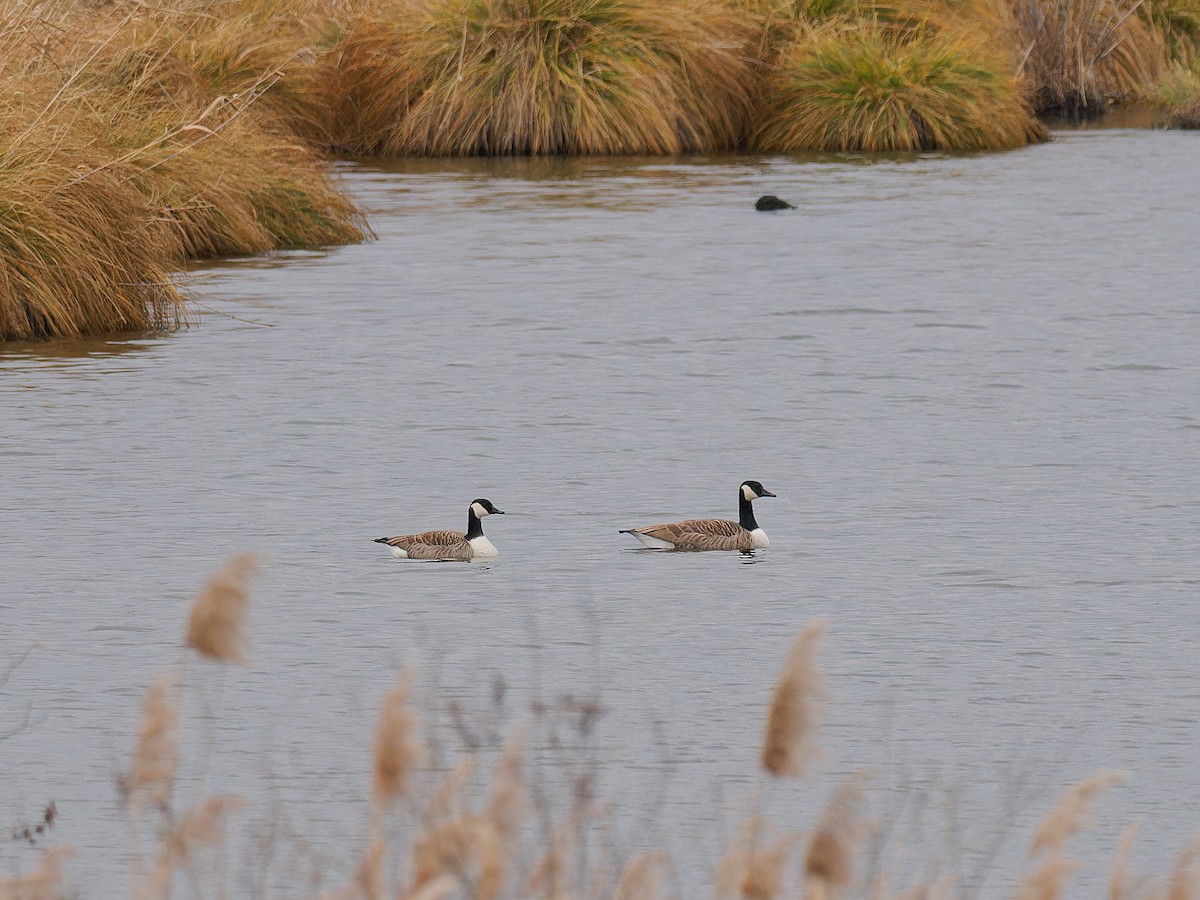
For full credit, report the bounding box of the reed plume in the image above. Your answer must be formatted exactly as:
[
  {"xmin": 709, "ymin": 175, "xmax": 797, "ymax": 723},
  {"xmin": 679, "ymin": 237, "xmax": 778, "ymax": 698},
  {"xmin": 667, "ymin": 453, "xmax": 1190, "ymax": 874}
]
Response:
[
  {"xmin": 373, "ymin": 672, "xmax": 425, "ymax": 808},
  {"xmin": 185, "ymin": 554, "xmax": 260, "ymax": 664},
  {"xmin": 411, "ymin": 817, "xmax": 506, "ymax": 900},
  {"xmin": 761, "ymin": 620, "xmax": 827, "ymax": 778},
  {"xmin": 804, "ymin": 778, "xmax": 866, "ymax": 899},
  {"xmin": 1016, "ymin": 771, "xmax": 1125, "ymax": 900},
  {"xmin": 714, "ymin": 818, "xmax": 795, "ymax": 900},
  {"xmin": 125, "ymin": 674, "xmax": 179, "ymax": 809}
]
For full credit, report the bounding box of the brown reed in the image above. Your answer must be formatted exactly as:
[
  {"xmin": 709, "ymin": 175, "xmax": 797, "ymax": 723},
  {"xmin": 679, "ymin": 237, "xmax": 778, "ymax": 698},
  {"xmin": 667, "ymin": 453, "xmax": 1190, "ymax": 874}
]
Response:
[
  {"xmin": 761, "ymin": 620, "xmax": 827, "ymax": 778},
  {"xmin": 613, "ymin": 852, "xmax": 669, "ymax": 900},
  {"xmin": 1016, "ymin": 771, "xmax": 1126, "ymax": 900},
  {"xmin": 0, "ymin": 845, "xmax": 74, "ymax": 900},
  {"xmin": 125, "ymin": 674, "xmax": 179, "ymax": 810},
  {"xmin": 804, "ymin": 778, "xmax": 866, "ymax": 898},
  {"xmin": 715, "ymin": 818, "xmax": 795, "ymax": 900},
  {"xmin": 1109, "ymin": 822, "xmax": 1141, "ymax": 899},
  {"xmin": 185, "ymin": 553, "xmax": 260, "ymax": 665},
  {"xmin": 411, "ymin": 816, "xmax": 507, "ymax": 900},
  {"xmin": 372, "ymin": 672, "xmax": 425, "ymax": 808}
]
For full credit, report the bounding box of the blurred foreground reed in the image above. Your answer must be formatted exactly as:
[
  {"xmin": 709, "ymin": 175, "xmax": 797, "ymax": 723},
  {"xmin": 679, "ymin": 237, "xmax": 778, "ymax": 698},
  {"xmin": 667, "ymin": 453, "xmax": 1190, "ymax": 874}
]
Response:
[{"xmin": 4, "ymin": 555, "xmax": 1199, "ymax": 899}]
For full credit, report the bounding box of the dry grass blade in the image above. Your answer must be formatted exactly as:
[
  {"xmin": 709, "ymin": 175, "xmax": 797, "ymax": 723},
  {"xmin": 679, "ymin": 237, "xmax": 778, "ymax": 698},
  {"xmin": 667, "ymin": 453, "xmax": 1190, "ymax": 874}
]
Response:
[
  {"xmin": 1016, "ymin": 771, "xmax": 1126, "ymax": 900},
  {"xmin": 125, "ymin": 674, "xmax": 179, "ymax": 809},
  {"xmin": 185, "ymin": 553, "xmax": 260, "ymax": 664},
  {"xmin": 761, "ymin": 619, "xmax": 827, "ymax": 778},
  {"xmin": 373, "ymin": 672, "xmax": 425, "ymax": 808}
]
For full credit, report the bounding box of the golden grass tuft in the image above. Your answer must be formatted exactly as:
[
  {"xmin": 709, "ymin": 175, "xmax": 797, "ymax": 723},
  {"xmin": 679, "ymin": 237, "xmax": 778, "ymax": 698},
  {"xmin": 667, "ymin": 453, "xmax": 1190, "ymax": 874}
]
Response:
[
  {"xmin": 761, "ymin": 620, "xmax": 827, "ymax": 778},
  {"xmin": 185, "ymin": 553, "xmax": 260, "ymax": 664},
  {"xmin": 325, "ymin": 0, "xmax": 759, "ymax": 156},
  {"xmin": 126, "ymin": 674, "xmax": 179, "ymax": 810},
  {"xmin": 1016, "ymin": 771, "xmax": 1126, "ymax": 900},
  {"xmin": 752, "ymin": 24, "xmax": 1047, "ymax": 152},
  {"xmin": 373, "ymin": 672, "xmax": 426, "ymax": 808}
]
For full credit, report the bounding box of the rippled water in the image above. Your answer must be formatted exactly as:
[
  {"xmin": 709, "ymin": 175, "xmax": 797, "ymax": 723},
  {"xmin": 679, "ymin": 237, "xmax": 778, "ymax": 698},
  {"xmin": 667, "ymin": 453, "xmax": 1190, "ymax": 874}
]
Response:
[{"xmin": 2, "ymin": 128, "xmax": 1199, "ymax": 896}]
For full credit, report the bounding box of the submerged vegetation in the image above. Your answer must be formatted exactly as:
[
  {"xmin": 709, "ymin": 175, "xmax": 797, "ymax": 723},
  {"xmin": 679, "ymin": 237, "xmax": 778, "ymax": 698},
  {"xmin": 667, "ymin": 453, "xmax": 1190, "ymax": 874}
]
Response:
[
  {"xmin": 2, "ymin": 0, "xmax": 1198, "ymax": 339},
  {"xmin": 5, "ymin": 556, "xmax": 1200, "ymax": 897}
]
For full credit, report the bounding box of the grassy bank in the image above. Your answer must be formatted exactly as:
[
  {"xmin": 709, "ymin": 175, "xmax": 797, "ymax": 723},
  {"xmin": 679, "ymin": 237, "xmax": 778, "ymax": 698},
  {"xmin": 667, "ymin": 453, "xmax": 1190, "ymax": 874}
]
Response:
[
  {"xmin": 4, "ymin": 557, "xmax": 1199, "ymax": 897},
  {"xmin": 3, "ymin": 0, "xmax": 1197, "ymax": 340},
  {"xmin": 0, "ymin": 0, "xmax": 366, "ymax": 341}
]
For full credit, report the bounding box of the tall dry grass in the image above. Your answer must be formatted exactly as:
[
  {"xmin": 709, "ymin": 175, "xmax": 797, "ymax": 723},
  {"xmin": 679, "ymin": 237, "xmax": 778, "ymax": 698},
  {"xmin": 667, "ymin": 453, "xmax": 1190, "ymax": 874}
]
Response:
[
  {"xmin": 0, "ymin": 0, "xmax": 366, "ymax": 342},
  {"xmin": 1011, "ymin": 0, "xmax": 1164, "ymax": 114},
  {"xmin": 325, "ymin": 0, "xmax": 759, "ymax": 156}
]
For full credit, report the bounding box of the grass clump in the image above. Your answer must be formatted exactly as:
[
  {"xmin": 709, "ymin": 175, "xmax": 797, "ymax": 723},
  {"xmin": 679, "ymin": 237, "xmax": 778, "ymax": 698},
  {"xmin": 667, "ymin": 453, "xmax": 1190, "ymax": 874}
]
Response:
[
  {"xmin": 326, "ymin": 0, "xmax": 758, "ymax": 156},
  {"xmin": 752, "ymin": 24, "xmax": 1047, "ymax": 151},
  {"xmin": 0, "ymin": 144, "xmax": 185, "ymax": 341},
  {"xmin": 0, "ymin": 0, "xmax": 367, "ymax": 342}
]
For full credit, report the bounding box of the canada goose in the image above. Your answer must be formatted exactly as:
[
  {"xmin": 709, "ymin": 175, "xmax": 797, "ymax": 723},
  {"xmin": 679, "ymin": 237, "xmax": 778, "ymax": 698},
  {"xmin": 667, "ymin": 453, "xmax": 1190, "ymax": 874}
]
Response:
[
  {"xmin": 619, "ymin": 481, "xmax": 776, "ymax": 551},
  {"xmin": 374, "ymin": 499, "xmax": 505, "ymax": 560}
]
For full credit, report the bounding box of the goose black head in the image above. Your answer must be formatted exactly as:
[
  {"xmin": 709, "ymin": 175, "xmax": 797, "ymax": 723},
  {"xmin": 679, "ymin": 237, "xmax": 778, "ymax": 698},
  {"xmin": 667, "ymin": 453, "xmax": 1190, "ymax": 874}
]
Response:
[
  {"xmin": 741, "ymin": 481, "xmax": 776, "ymax": 501},
  {"xmin": 470, "ymin": 499, "xmax": 505, "ymax": 517}
]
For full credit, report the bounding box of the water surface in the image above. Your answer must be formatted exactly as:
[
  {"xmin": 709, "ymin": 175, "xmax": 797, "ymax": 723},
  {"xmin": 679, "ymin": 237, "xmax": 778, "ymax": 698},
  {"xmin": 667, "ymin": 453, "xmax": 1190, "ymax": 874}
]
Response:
[{"xmin": 2, "ymin": 129, "xmax": 1199, "ymax": 895}]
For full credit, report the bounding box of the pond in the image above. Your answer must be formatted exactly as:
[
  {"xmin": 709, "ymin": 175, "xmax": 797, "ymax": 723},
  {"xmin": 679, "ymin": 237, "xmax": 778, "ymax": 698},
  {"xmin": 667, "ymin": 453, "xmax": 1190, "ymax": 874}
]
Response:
[{"xmin": 2, "ymin": 127, "xmax": 1198, "ymax": 896}]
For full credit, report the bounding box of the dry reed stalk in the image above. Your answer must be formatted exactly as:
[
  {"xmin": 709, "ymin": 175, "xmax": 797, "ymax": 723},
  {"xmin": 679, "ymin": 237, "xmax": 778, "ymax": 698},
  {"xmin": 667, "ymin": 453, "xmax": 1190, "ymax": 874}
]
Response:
[
  {"xmin": 185, "ymin": 553, "xmax": 260, "ymax": 664},
  {"xmin": 613, "ymin": 852, "xmax": 669, "ymax": 900},
  {"xmin": 126, "ymin": 674, "xmax": 179, "ymax": 809},
  {"xmin": 1109, "ymin": 822, "xmax": 1141, "ymax": 900},
  {"xmin": 761, "ymin": 620, "xmax": 827, "ymax": 778},
  {"xmin": 527, "ymin": 816, "xmax": 578, "ymax": 900},
  {"xmin": 1167, "ymin": 840, "xmax": 1200, "ymax": 900},
  {"xmin": 486, "ymin": 734, "xmax": 528, "ymax": 844},
  {"xmin": 134, "ymin": 795, "xmax": 245, "ymax": 900},
  {"xmin": 0, "ymin": 845, "xmax": 74, "ymax": 900},
  {"xmin": 714, "ymin": 817, "xmax": 796, "ymax": 900},
  {"xmin": 373, "ymin": 672, "xmax": 425, "ymax": 809},
  {"xmin": 410, "ymin": 816, "xmax": 507, "ymax": 900},
  {"xmin": 1016, "ymin": 771, "xmax": 1126, "ymax": 900},
  {"xmin": 804, "ymin": 778, "xmax": 866, "ymax": 899}
]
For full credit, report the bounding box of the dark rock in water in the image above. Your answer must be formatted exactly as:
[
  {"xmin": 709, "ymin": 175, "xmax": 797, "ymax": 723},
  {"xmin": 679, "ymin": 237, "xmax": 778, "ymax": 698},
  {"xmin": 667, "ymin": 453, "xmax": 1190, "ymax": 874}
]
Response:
[{"xmin": 755, "ymin": 195, "xmax": 794, "ymax": 211}]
